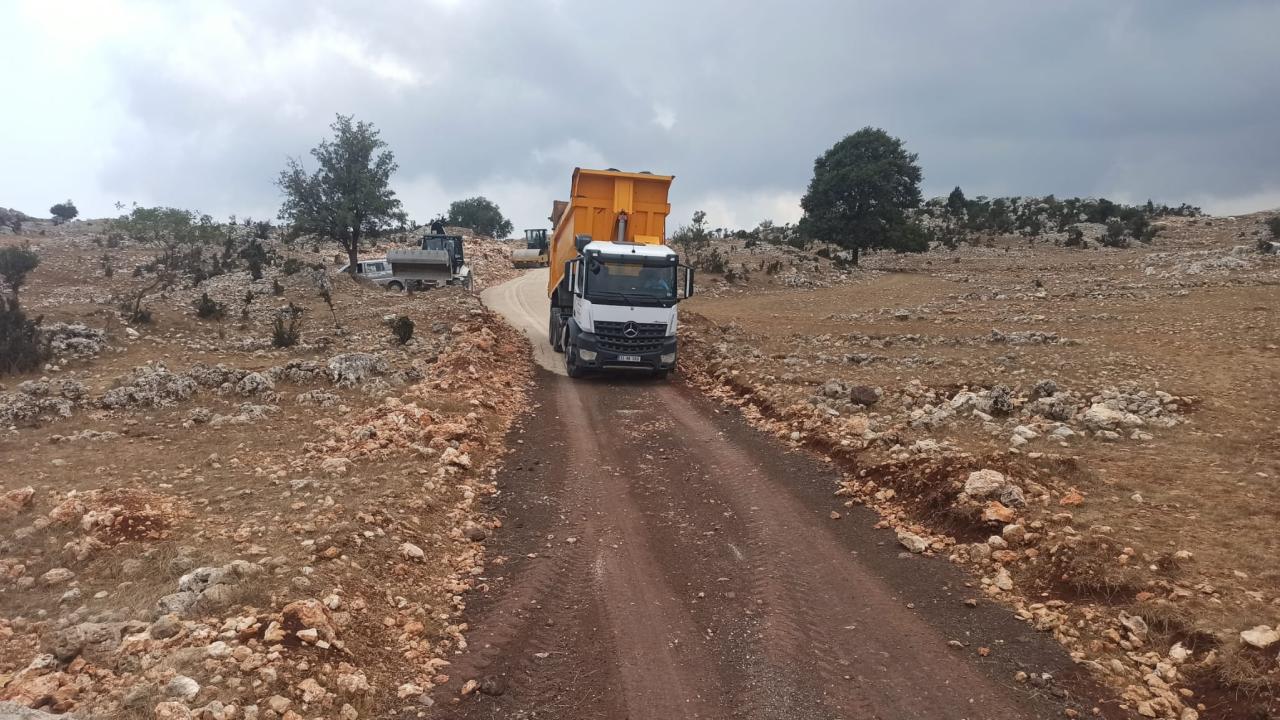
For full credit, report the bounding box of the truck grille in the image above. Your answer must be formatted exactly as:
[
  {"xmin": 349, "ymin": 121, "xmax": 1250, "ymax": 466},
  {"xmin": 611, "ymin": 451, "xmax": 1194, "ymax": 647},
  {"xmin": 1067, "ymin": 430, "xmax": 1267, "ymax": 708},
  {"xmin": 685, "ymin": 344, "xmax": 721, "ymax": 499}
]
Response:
[{"xmin": 593, "ymin": 320, "xmax": 667, "ymax": 354}]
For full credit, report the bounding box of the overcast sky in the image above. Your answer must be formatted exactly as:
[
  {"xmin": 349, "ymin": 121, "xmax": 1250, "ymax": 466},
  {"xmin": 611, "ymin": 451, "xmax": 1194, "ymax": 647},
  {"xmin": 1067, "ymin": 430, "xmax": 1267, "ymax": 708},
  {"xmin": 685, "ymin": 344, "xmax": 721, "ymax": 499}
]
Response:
[{"xmin": 3, "ymin": 0, "xmax": 1278, "ymax": 233}]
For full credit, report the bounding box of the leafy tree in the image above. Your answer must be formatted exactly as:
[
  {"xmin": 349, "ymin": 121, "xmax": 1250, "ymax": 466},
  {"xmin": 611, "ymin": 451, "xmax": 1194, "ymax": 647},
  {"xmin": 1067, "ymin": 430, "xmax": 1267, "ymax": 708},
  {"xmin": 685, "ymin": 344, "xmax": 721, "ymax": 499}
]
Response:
[
  {"xmin": 277, "ymin": 115, "xmax": 406, "ymax": 273},
  {"xmin": 445, "ymin": 196, "xmax": 513, "ymax": 238},
  {"xmin": 988, "ymin": 198, "xmax": 1014, "ymax": 233},
  {"xmin": 112, "ymin": 206, "xmax": 220, "ymax": 270},
  {"xmin": 1064, "ymin": 226, "xmax": 1085, "ymax": 248},
  {"xmin": 946, "ymin": 186, "xmax": 966, "ymax": 217},
  {"xmin": 49, "ymin": 200, "xmax": 78, "ymax": 223},
  {"xmin": 1087, "ymin": 198, "xmax": 1119, "ymax": 224},
  {"xmin": 798, "ymin": 127, "xmax": 924, "ymax": 264},
  {"xmin": 670, "ymin": 210, "xmax": 711, "ymax": 252}
]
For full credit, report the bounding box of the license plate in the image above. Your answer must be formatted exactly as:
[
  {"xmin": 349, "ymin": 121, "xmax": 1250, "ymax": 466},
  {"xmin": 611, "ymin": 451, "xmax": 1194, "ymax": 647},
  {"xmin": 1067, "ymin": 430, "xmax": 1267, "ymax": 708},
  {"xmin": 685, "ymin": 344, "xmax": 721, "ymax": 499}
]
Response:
[{"xmin": 617, "ymin": 354, "xmax": 642, "ymax": 363}]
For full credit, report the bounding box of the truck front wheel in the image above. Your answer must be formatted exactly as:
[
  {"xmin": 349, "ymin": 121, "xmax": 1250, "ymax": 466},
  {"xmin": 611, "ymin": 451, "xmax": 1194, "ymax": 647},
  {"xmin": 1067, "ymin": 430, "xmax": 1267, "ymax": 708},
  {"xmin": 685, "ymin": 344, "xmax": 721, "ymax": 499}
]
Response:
[{"xmin": 565, "ymin": 343, "xmax": 585, "ymax": 378}]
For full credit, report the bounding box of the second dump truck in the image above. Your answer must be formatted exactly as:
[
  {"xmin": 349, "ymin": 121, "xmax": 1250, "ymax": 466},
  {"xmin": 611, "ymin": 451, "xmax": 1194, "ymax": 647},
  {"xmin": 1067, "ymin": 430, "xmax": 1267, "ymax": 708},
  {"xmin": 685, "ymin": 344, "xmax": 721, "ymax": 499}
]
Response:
[{"xmin": 547, "ymin": 168, "xmax": 694, "ymax": 378}]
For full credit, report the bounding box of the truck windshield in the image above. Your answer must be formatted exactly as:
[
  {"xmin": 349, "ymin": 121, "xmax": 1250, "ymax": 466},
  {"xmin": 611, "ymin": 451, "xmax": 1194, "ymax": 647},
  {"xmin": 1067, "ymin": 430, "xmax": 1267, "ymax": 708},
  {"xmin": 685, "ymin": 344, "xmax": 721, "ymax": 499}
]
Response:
[{"xmin": 585, "ymin": 256, "xmax": 676, "ymax": 303}]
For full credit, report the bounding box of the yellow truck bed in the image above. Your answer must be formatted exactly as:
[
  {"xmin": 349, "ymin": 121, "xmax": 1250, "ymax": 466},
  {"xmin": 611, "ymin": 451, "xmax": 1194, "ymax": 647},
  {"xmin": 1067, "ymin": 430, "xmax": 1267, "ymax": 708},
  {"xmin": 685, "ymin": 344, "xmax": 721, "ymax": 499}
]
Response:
[{"xmin": 546, "ymin": 168, "xmax": 673, "ymax": 297}]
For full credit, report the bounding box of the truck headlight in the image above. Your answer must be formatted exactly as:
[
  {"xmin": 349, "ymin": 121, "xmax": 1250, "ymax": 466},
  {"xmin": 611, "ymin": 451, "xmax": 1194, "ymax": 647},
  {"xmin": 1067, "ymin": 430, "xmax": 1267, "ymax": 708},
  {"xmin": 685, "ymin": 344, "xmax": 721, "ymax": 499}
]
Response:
[
  {"xmin": 660, "ymin": 352, "xmax": 676, "ymax": 364},
  {"xmin": 578, "ymin": 348, "xmax": 597, "ymax": 362}
]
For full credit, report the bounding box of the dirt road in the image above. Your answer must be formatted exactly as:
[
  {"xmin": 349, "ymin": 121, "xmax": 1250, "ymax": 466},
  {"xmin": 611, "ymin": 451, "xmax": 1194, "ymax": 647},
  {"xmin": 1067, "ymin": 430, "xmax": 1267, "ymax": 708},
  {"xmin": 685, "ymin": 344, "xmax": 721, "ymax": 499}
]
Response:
[
  {"xmin": 445, "ymin": 272, "xmax": 1101, "ymax": 719},
  {"xmin": 481, "ymin": 267, "xmax": 565, "ymax": 376}
]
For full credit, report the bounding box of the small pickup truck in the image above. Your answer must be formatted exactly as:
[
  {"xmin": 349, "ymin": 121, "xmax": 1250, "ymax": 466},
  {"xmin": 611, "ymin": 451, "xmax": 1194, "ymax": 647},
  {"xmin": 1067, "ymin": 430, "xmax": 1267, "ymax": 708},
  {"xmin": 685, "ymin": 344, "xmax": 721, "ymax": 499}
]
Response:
[{"xmin": 337, "ymin": 258, "xmax": 403, "ymax": 288}]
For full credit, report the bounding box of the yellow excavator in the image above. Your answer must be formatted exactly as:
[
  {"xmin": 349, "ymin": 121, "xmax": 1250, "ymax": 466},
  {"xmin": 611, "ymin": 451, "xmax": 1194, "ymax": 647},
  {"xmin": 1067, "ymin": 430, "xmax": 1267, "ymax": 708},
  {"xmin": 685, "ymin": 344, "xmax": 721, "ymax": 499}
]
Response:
[{"xmin": 511, "ymin": 228, "xmax": 549, "ymax": 267}]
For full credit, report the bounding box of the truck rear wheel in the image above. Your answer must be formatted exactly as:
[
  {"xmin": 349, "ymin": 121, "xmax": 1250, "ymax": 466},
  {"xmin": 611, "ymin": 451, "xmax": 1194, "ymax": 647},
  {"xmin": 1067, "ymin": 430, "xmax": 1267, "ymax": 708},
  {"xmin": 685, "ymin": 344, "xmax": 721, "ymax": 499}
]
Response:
[
  {"xmin": 387, "ymin": 280, "xmax": 404, "ymax": 292},
  {"xmin": 549, "ymin": 314, "xmax": 564, "ymax": 353}
]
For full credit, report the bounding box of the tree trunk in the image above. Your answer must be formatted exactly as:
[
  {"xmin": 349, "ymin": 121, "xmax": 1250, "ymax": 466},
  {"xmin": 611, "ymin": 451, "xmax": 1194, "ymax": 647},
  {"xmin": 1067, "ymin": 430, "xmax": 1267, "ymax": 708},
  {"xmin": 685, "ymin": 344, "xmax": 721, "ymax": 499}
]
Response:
[
  {"xmin": 345, "ymin": 228, "xmax": 360, "ymax": 274},
  {"xmin": 851, "ymin": 246, "xmax": 860, "ymax": 265}
]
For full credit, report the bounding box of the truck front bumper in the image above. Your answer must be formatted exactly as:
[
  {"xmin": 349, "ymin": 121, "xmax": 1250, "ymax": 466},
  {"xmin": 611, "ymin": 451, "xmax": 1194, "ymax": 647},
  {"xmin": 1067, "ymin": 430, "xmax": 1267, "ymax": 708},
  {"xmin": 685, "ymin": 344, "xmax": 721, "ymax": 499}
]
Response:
[{"xmin": 571, "ymin": 331, "xmax": 677, "ymax": 371}]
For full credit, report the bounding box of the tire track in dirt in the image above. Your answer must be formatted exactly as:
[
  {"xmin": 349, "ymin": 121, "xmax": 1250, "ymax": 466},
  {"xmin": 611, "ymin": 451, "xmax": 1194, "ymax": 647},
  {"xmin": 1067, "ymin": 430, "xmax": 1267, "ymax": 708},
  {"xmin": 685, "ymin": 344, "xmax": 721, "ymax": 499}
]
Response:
[
  {"xmin": 444, "ymin": 272, "xmax": 1103, "ymax": 719},
  {"xmin": 655, "ymin": 382, "xmax": 1043, "ymax": 717},
  {"xmin": 434, "ymin": 377, "xmax": 722, "ymax": 719},
  {"xmin": 428, "ymin": 400, "xmax": 623, "ymax": 719},
  {"xmin": 599, "ymin": 396, "xmax": 846, "ymax": 719},
  {"xmin": 564, "ymin": 378, "xmax": 723, "ymax": 719}
]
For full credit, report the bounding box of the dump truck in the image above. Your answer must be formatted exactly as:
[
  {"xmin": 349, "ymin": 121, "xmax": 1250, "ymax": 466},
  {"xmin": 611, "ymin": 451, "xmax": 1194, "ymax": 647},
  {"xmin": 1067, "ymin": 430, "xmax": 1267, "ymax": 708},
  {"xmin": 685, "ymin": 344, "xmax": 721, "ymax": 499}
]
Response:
[
  {"xmin": 547, "ymin": 168, "xmax": 694, "ymax": 378},
  {"xmin": 384, "ymin": 233, "xmax": 472, "ymax": 290},
  {"xmin": 511, "ymin": 229, "xmax": 550, "ymax": 267}
]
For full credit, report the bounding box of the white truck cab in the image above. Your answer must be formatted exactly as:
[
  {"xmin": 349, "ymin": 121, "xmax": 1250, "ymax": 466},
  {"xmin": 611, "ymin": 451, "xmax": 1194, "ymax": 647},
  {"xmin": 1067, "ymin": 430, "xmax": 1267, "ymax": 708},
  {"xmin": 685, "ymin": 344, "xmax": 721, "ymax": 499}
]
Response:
[{"xmin": 552, "ymin": 239, "xmax": 693, "ymax": 378}]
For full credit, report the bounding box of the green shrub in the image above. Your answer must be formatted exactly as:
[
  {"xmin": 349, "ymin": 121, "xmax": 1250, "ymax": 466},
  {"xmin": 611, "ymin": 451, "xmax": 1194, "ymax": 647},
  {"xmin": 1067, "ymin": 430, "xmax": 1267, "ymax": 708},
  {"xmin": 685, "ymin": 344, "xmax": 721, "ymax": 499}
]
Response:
[
  {"xmin": 240, "ymin": 239, "xmax": 267, "ymax": 280},
  {"xmin": 391, "ymin": 315, "xmax": 414, "ymax": 344},
  {"xmin": 1266, "ymin": 215, "xmax": 1280, "ymax": 239},
  {"xmin": 272, "ymin": 303, "xmax": 304, "ymax": 347},
  {"xmin": 1064, "ymin": 226, "xmax": 1085, "ymax": 248},
  {"xmin": 280, "ymin": 258, "xmax": 304, "ymax": 275},
  {"xmin": 0, "ymin": 246, "xmax": 40, "ymax": 295},
  {"xmin": 695, "ymin": 247, "xmax": 728, "ymax": 274},
  {"xmin": 0, "ymin": 297, "xmax": 49, "ymax": 375},
  {"xmin": 1101, "ymin": 219, "xmax": 1129, "ymax": 248},
  {"xmin": 194, "ymin": 292, "xmax": 225, "ymax": 320}
]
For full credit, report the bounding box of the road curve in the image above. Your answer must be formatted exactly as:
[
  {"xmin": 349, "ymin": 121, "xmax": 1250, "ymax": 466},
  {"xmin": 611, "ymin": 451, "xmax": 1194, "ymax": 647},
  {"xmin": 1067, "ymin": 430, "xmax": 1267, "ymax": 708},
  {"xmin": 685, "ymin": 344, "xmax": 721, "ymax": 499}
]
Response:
[
  {"xmin": 450, "ymin": 272, "xmax": 1099, "ymax": 719},
  {"xmin": 481, "ymin": 267, "xmax": 565, "ymax": 376}
]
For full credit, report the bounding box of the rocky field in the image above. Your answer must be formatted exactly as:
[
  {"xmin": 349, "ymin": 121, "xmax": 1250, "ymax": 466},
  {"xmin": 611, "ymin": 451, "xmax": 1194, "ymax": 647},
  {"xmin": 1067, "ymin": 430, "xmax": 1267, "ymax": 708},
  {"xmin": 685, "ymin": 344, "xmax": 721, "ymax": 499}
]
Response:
[
  {"xmin": 1, "ymin": 221, "xmax": 532, "ymax": 719},
  {"xmin": 681, "ymin": 212, "xmax": 1280, "ymax": 720},
  {"xmin": 2, "ymin": 209, "xmax": 1278, "ymax": 720}
]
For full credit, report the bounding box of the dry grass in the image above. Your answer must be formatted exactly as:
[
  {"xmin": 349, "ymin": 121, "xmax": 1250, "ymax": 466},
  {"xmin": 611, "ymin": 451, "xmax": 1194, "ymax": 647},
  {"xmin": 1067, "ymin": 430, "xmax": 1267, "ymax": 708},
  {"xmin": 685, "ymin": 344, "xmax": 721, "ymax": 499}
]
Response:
[{"xmin": 1039, "ymin": 535, "xmax": 1145, "ymax": 602}]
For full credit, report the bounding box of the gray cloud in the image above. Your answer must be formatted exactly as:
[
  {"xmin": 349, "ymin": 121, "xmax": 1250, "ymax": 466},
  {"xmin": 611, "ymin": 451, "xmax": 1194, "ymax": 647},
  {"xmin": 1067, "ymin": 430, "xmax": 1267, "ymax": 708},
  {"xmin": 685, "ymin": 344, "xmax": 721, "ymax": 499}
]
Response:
[{"xmin": 3, "ymin": 0, "xmax": 1278, "ymax": 229}]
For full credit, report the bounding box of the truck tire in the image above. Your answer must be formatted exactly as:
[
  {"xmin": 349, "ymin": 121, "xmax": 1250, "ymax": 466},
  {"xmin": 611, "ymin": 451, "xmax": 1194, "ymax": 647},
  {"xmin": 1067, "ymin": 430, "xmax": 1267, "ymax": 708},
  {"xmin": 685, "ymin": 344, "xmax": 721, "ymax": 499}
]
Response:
[
  {"xmin": 387, "ymin": 280, "xmax": 404, "ymax": 292},
  {"xmin": 549, "ymin": 314, "xmax": 564, "ymax": 353},
  {"xmin": 565, "ymin": 344, "xmax": 584, "ymax": 378}
]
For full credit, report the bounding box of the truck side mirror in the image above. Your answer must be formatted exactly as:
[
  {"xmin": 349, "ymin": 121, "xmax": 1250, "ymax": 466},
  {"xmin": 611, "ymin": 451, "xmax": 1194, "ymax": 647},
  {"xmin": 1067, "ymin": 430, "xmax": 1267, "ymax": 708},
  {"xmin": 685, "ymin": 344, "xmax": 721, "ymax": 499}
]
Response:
[{"xmin": 680, "ymin": 265, "xmax": 694, "ymax": 298}]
